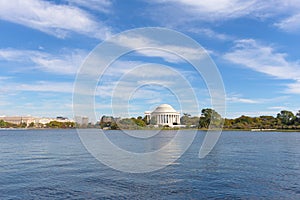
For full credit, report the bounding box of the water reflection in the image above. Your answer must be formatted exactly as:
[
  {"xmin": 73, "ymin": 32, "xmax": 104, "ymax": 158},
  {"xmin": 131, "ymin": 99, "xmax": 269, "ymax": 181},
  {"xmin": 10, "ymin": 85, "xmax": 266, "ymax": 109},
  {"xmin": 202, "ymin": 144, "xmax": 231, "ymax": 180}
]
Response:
[{"xmin": 77, "ymin": 129, "xmax": 197, "ymax": 173}]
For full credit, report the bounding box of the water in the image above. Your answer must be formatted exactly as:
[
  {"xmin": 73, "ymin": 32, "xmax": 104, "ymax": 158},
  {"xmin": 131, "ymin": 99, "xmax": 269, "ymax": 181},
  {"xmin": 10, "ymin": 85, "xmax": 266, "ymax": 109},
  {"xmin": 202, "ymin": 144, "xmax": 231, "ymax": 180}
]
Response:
[{"xmin": 0, "ymin": 129, "xmax": 299, "ymax": 199}]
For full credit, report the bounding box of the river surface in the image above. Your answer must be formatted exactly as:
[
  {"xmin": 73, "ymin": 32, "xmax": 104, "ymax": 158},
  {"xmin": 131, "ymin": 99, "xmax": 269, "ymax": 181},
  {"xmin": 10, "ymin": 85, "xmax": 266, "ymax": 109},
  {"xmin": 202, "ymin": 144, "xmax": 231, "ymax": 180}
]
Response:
[{"xmin": 0, "ymin": 129, "xmax": 299, "ymax": 199}]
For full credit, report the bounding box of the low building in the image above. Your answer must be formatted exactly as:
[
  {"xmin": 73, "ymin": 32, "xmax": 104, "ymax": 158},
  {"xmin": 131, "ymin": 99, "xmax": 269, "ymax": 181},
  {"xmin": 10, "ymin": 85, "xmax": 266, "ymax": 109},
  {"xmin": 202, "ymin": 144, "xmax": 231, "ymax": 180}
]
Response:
[
  {"xmin": 38, "ymin": 118, "xmax": 54, "ymax": 125},
  {"xmin": 0, "ymin": 116, "xmax": 37, "ymax": 126},
  {"xmin": 75, "ymin": 116, "xmax": 89, "ymax": 126},
  {"xmin": 145, "ymin": 104, "xmax": 180, "ymax": 127}
]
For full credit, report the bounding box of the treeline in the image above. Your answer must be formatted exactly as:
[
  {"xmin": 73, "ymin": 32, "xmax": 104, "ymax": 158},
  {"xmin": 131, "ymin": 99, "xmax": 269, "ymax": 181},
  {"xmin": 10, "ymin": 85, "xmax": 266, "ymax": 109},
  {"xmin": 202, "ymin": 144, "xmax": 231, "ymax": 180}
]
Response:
[
  {"xmin": 223, "ymin": 110, "xmax": 300, "ymax": 130},
  {"xmin": 100, "ymin": 116, "xmax": 147, "ymax": 130},
  {"xmin": 0, "ymin": 120, "xmax": 76, "ymax": 129},
  {"xmin": 99, "ymin": 109, "xmax": 300, "ymax": 130},
  {"xmin": 100, "ymin": 109, "xmax": 223, "ymax": 130},
  {"xmin": 183, "ymin": 109, "xmax": 300, "ymax": 130},
  {"xmin": 0, "ymin": 120, "xmax": 26, "ymax": 128},
  {"xmin": 43, "ymin": 121, "xmax": 75, "ymax": 128}
]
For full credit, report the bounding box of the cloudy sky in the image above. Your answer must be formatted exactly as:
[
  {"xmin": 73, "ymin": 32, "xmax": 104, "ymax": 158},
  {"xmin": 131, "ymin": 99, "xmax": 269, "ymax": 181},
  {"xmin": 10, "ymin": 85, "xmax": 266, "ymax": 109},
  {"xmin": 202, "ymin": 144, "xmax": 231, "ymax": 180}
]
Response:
[{"xmin": 0, "ymin": 0, "xmax": 300, "ymax": 121}]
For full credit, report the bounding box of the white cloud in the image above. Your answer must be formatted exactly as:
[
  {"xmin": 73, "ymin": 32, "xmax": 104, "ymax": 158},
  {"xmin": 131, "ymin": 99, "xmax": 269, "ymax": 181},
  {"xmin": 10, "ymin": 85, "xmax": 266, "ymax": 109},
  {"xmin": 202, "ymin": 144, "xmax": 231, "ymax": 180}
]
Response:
[
  {"xmin": 268, "ymin": 106, "xmax": 288, "ymax": 111},
  {"xmin": 163, "ymin": 0, "xmax": 258, "ymax": 20},
  {"xmin": 1, "ymin": 80, "xmax": 73, "ymax": 94},
  {"xmin": 0, "ymin": 49, "xmax": 35, "ymax": 61},
  {"xmin": 286, "ymin": 81, "xmax": 300, "ymax": 94},
  {"xmin": 275, "ymin": 13, "xmax": 300, "ymax": 33},
  {"xmin": 188, "ymin": 28, "xmax": 234, "ymax": 41},
  {"xmin": 18, "ymin": 81, "xmax": 74, "ymax": 93},
  {"xmin": 65, "ymin": 0, "xmax": 111, "ymax": 13},
  {"xmin": 0, "ymin": 0, "xmax": 111, "ymax": 39},
  {"xmin": 103, "ymin": 60, "xmax": 146, "ymax": 77},
  {"xmin": 94, "ymin": 63, "xmax": 202, "ymax": 116},
  {"xmin": 223, "ymin": 39, "xmax": 300, "ymax": 94},
  {"xmin": 0, "ymin": 78, "xmax": 74, "ymax": 117},
  {"xmin": 149, "ymin": 0, "xmax": 300, "ymax": 34},
  {"xmin": 226, "ymin": 96, "xmax": 259, "ymax": 104},
  {"xmin": 0, "ymin": 95, "xmax": 74, "ymax": 119},
  {"xmin": 271, "ymin": 0, "xmax": 300, "ymax": 33},
  {"xmin": 148, "ymin": 0, "xmax": 267, "ymax": 23},
  {"xmin": 0, "ymin": 48, "xmax": 87, "ymax": 75},
  {"xmin": 0, "ymin": 76, "xmax": 11, "ymax": 81},
  {"xmin": 112, "ymin": 34, "xmax": 207, "ymax": 63}
]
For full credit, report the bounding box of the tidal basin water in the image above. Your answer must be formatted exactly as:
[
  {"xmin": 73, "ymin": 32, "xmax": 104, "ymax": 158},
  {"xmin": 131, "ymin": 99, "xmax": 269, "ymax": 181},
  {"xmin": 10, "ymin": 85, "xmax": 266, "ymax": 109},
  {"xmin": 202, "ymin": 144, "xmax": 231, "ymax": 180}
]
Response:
[{"xmin": 0, "ymin": 129, "xmax": 299, "ymax": 199}]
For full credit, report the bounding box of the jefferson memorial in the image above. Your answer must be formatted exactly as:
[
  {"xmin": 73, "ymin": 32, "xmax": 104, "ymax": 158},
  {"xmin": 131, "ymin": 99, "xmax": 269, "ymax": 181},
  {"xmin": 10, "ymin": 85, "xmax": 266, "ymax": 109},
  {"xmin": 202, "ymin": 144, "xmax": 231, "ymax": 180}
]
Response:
[{"xmin": 145, "ymin": 104, "xmax": 180, "ymax": 126}]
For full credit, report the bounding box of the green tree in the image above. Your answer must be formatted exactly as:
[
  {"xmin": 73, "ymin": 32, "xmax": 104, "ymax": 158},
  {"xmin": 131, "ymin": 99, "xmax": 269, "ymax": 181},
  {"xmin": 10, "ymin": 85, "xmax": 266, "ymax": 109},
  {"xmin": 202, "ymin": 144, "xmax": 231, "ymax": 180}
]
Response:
[
  {"xmin": 46, "ymin": 121, "xmax": 74, "ymax": 128},
  {"xmin": 110, "ymin": 122, "xmax": 119, "ymax": 130},
  {"xmin": 133, "ymin": 116, "xmax": 146, "ymax": 127},
  {"xmin": 277, "ymin": 110, "xmax": 295, "ymax": 126},
  {"xmin": 180, "ymin": 113, "xmax": 199, "ymax": 127},
  {"xmin": 20, "ymin": 122, "xmax": 27, "ymax": 128},
  {"xmin": 295, "ymin": 110, "xmax": 300, "ymax": 125},
  {"xmin": 223, "ymin": 118, "xmax": 234, "ymax": 129},
  {"xmin": 199, "ymin": 108, "xmax": 223, "ymax": 128},
  {"xmin": 0, "ymin": 120, "xmax": 6, "ymax": 128},
  {"xmin": 180, "ymin": 113, "xmax": 191, "ymax": 125},
  {"xmin": 118, "ymin": 118, "xmax": 137, "ymax": 129},
  {"xmin": 259, "ymin": 115, "xmax": 277, "ymax": 129},
  {"xmin": 234, "ymin": 115, "xmax": 253, "ymax": 124},
  {"xmin": 142, "ymin": 116, "xmax": 148, "ymax": 124},
  {"xmin": 28, "ymin": 122, "xmax": 35, "ymax": 128}
]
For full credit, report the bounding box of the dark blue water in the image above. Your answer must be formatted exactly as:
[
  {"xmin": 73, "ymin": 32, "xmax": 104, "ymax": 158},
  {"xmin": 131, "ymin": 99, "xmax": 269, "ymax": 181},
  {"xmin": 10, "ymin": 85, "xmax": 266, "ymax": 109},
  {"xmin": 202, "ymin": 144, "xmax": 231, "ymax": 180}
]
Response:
[{"xmin": 0, "ymin": 129, "xmax": 299, "ymax": 199}]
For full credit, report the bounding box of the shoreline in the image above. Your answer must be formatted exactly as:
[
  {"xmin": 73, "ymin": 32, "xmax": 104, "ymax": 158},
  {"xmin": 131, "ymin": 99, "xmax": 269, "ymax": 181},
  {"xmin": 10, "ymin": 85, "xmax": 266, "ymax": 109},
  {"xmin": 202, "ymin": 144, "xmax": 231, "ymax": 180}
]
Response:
[{"xmin": 1, "ymin": 127, "xmax": 300, "ymax": 132}]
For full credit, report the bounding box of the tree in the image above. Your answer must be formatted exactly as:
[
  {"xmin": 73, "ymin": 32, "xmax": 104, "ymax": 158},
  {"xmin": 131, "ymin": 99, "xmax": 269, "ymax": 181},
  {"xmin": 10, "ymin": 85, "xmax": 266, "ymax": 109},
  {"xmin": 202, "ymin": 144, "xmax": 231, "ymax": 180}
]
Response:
[
  {"xmin": 28, "ymin": 122, "xmax": 35, "ymax": 128},
  {"xmin": 223, "ymin": 118, "xmax": 234, "ymax": 129},
  {"xmin": 277, "ymin": 110, "xmax": 295, "ymax": 126},
  {"xmin": 150, "ymin": 117, "xmax": 157, "ymax": 125},
  {"xmin": 233, "ymin": 115, "xmax": 254, "ymax": 129},
  {"xmin": 259, "ymin": 116, "xmax": 277, "ymax": 129},
  {"xmin": 0, "ymin": 120, "xmax": 6, "ymax": 128},
  {"xmin": 110, "ymin": 122, "xmax": 119, "ymax": 130},
  {"xmin": 199, "ymin": 108, "xmax": 223, "ymax": 128},
  {"xmin": 295, "ymin": 110, "xmax": 300, "ymax": 125},
  {"xmin": 180, "ymin": 113, "xmax": 199, "ymax": 127},
  {"xmin": 142, "ymin": 116, "xmax": 148, "ymax": 124},
  {"xmin": 181, "ymin": 113, "xmax": 192, "ymax": 125},
  {"xmin": 117, "ymin": 117, "xmax": 146, "ymax": 129},
  {"xmin": 20, "ymin": 122, "xmax": 27, "ymax": 128},
  {"xmin": 133, "ymin": 117, "xmax": 146, "ymax": 127}
]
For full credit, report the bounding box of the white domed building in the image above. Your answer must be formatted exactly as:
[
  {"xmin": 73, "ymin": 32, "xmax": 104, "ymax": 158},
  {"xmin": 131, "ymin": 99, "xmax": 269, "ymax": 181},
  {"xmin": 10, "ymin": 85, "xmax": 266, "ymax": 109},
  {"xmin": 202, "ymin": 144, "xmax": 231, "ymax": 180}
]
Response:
[{"xmin": 145, "ymin": 104, "xmax": 180, "ymax": 126}]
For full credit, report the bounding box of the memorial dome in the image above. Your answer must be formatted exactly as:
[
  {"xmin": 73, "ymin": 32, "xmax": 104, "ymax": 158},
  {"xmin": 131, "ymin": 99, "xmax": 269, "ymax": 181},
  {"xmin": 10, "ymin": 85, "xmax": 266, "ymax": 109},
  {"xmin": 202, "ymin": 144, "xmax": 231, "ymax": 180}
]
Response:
[
  {"xmin": 153, "ymin": 104, "xmax": 177, "ymax": 113},
  {"xmin": 145, "ymin": 104, "xmax": 180, "ymax": 126}
]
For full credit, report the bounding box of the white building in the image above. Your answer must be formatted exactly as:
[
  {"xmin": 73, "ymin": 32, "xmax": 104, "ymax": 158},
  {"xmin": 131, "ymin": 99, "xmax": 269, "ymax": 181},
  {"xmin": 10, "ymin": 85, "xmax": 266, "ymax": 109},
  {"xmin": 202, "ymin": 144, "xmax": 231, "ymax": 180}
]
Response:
[
  {"xmin": 145, "ymin": 104, "xmax": 180, "ymax": 127},
  {"xmin": 38, "ymin": 117, "xmax": 73, "ymax": 125},
  {"xmin": 0, "ymin": 116, "xmax": 74, "ymax": 127},
  {"xmin": 75, "ymin": 116, "xmax": 89, "ymax": 126},
  {"xmin": 0, "ymin": 116, "xmax": 37, "ymax": 126}
]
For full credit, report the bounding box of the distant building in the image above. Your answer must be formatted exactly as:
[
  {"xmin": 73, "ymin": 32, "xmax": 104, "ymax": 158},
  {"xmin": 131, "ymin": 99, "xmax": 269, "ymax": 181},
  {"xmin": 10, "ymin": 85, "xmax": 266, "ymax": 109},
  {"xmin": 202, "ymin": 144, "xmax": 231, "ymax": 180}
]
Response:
[
  {"xmin": 145, "ymin": 104, "xmax": 180, "ymax": 127},
  {"xmin": 75, "ymin": 116, "xmax": 89, "ymax": 126},
  {"xmin": 0, "ymin": 116, "xmax": 37, "ymax": 126},
  {"xmin": 38, "ymin": 118, "xmax": 53, "ymax": 125},
  {"xmin": 56, "ymin": 116, "xmax": 68, "ymax": 120},
  {"xmin": 38, "ymin": 117, "xmax": 73, "ymax": 125},
  {"xmin": 82, "ymin": 117, "xmax": 89, "ymax": 126},
  {"xmin": 0, "ymin": 115, "xmax": 74, "ymax": 128}
]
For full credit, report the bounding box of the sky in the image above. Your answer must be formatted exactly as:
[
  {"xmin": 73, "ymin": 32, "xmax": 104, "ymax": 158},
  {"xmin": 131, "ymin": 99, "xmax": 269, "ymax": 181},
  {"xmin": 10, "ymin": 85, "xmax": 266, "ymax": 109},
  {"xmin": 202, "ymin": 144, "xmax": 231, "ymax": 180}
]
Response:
[{"xmin": 0, "ymin": 0, "xmax": 300, "ymax": 121}]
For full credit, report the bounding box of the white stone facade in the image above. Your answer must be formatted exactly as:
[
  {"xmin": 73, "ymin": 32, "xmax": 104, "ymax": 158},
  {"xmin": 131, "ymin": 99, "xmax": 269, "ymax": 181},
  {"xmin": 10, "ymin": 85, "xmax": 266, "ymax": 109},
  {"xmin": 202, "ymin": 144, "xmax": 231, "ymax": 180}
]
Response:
[
  {"xmin": 145, "ymin": 104, "xmax": 180, "ymax": 126},
  {"xmin": 0, "ymin": 116, "xmax": 37, "ymax": 126}
]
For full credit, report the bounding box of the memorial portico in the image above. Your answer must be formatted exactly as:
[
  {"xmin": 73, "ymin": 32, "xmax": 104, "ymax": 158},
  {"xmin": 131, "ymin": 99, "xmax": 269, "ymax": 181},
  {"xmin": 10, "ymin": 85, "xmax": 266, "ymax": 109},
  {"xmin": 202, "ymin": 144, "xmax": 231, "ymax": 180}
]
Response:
[{"xmin": 145, "ymin": 104, "xmax": 180, "ymax": 126}]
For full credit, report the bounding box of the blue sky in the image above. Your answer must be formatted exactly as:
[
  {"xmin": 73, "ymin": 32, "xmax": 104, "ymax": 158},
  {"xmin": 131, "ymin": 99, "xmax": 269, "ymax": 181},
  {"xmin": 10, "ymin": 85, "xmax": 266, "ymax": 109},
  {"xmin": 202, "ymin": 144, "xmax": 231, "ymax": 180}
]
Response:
[{"xmin": 0, "ymin": 0, "xmax": 300, "ymax": 121}]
